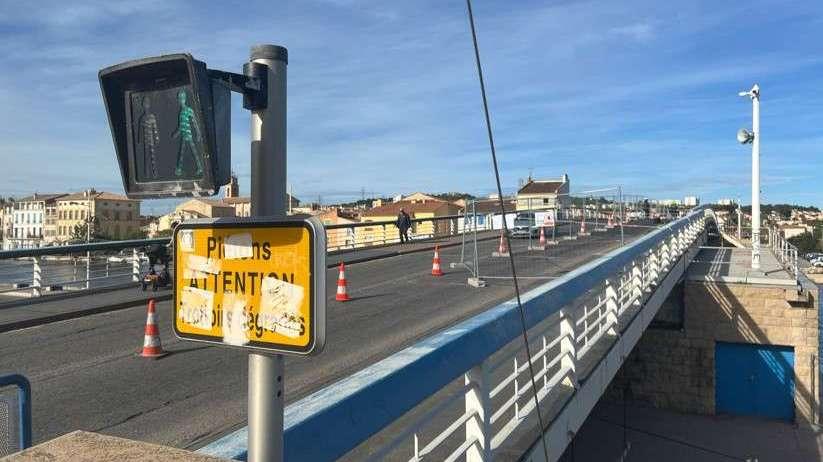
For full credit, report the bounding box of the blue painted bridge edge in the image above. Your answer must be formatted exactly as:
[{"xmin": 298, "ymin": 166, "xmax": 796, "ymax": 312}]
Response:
[{"xmin": 199, "ymin": 208, "xmax": 707, "ymax": 461}]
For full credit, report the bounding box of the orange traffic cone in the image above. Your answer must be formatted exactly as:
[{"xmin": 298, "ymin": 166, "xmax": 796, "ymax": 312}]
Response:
[
  {"xmin": 493, "ymin": 230, "xmax": 510, "ymax": 257},
  {"xmin": 336, "ymin": 262, "xmax": 351, "ymax": 302},
  {"xmin": 140, "ymin": 299, "xmax": 166, "ymax": 358},
  {"xmin": 431, "ymin": 245, "xmax": 444, "ymax": 276},
  {"xmin": 539, "ymin": 227, "xmax": 547, "ymax": 247}
]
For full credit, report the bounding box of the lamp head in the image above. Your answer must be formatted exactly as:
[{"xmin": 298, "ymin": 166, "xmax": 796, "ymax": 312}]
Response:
[{"xmin": 737, "ymin": 128, "xmax": 754, "ymax": 144}]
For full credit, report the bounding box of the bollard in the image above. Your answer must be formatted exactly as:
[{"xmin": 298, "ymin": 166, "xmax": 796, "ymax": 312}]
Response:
[{"xmin": 132, "ymin": 248, "xmax": 140, "ymax": 282}]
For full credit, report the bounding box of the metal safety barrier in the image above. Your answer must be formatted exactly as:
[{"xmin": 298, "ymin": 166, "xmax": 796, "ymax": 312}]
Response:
[
  {"xmin": 0, "ymin": 239, "xmax": 168, "ymax": 301},
  {"xmin": 0, "ymin": 374, "xmax": 32, "ymax": 457},
  {"xmin": 0, "ymin": 215, "xmax": 473, "ymax": 300},
  {"xmin": 325, "ymin": 214, "xmax": 463, "ymax": 252},
  {"xmin": 769, "ymin": 226, "xmax": 800, "ymax": 283},
  {"xmin": 200, "ymin": 207, "xmax": 711, "ymax": 461}
]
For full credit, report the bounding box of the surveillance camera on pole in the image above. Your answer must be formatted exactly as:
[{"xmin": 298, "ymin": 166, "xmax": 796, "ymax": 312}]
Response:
[{"xmin": 737, "ymin": 84, "xmax": 761, "ymax": 270}]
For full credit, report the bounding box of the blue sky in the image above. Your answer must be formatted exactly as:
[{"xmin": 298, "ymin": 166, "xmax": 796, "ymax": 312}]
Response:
[{"xmin": 1, "ymin": 0, "xmax": 822, "ymax": 214}]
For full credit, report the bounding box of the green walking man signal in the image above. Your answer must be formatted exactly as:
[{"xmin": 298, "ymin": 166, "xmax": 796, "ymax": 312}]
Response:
[{"xmin": 99, "ymin": 53, "xmax": 265, "ymax": 199}]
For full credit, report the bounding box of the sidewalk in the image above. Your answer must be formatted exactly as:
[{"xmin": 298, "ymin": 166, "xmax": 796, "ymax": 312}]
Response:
[{"xmin": 0, "ymin": 232, "xmax": 497, "ymax": 333}]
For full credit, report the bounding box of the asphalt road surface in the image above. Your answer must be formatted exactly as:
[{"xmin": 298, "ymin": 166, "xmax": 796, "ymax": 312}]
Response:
[{"xmin": 0, "ymin": 223, "xmax": 653, "ymax": 450}]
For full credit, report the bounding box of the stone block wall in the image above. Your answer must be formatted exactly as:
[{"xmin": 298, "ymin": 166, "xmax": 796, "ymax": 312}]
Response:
[{"xmin": 607, "ymin": 280, "xmax": 819, "ymax": 425}]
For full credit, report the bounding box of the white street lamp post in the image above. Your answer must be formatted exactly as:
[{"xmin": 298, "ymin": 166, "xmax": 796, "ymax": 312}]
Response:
[{"xmin": 738, "ymin": 84, "xmax": 760, "ymax": 270}]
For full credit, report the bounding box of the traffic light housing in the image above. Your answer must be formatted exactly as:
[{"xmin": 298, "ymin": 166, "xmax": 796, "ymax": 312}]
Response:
[{"xmin": 99, "ymin": 54, "xmax": 231, "ymax": 199}]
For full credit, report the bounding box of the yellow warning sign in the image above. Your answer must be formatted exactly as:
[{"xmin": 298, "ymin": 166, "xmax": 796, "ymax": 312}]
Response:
[{"xmin": 173, "ymin": 218, "xmax": 326, "ymax": 355}]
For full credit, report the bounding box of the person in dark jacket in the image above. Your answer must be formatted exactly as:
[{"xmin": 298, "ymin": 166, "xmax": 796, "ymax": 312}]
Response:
[{"xmin": 396, "ymin": 208, "xmax": 412, "ymax": 244}]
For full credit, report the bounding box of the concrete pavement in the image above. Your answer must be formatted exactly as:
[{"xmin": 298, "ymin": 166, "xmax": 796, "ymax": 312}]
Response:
[
  {"xmin": 0, "ymin": 224, "xmax": 650, "ymax": 451},
  {"xmin": 568, "ymin": 400, "xmax": 823, "ymax": 461}
]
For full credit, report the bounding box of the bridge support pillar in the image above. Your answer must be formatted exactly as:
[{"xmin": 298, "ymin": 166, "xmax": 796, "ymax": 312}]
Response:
[{"xmin": 465, "ymin": 360, "xmax": 492, "ymax": 462}]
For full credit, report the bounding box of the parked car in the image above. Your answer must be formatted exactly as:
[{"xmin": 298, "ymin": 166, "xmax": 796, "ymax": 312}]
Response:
[
  {"xmin": 510, "ymin": 212, "xmax": 539, "ymax": 238},
  {"xmin": 805, "ymin": 252, "xmax": 823, "ymax": 261}
]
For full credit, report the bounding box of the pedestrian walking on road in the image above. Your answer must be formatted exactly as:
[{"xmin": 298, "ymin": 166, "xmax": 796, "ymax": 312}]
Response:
[{"xmin": 396, "ymin": 208, "xmax": 412, "ymax": 244}]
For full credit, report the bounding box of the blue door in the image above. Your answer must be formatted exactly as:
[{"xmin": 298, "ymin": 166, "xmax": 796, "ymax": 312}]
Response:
[{"xmin": 715, "ymin": 342, "xmax": 795, "ymax": 420}]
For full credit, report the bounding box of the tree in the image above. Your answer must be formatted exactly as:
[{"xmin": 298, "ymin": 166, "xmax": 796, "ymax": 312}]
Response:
[
  {"xmin": 69, "ymin": 217, "xmax": 109, "ymax": 243},
  {"xmin": 788, "ymin": 232, "xmax": 820, "ymax": 255},
  {"xmin": 125, "ymin": 228, "xmax": 148, "ymax": 240},
  {"xmin": 432, "ymin": 192, "xmax": 477, "ymax": 202}
]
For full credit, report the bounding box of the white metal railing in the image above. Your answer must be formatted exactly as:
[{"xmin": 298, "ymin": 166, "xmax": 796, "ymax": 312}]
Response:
[
  {"xmin": 770, "ymin": 226, "xmax": 800, "ymax": 282},
  {"xmin": 362, "ymin": 216, "xmax": 706, "ymax": 461},
  {"xmin": 200, "ymin": 208, "xmax": 710, "ymax": 462},
  {"xmin": 0, "ymin": 240, "xmax": 167, "ymax": 301}
]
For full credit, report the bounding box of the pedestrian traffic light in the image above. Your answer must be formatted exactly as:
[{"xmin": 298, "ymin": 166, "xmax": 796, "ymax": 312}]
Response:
[{"xmin": 99, "ymin": 54, "xmax": 231, "ymax": 198}]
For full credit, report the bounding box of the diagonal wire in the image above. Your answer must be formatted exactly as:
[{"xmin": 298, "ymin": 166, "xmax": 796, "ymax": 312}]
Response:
[{"xmin": 464, "ymin": 1, "xmax": 550, "ymax": 460}]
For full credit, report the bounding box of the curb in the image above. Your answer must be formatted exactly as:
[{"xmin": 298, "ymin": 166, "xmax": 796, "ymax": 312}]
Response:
[{"xmin": 0, "ymin": 292, "xmax": 172, "ymax": 334}]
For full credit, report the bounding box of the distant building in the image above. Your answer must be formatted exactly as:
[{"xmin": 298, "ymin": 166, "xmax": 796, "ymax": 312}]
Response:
[
  {"xmin": 516, "ymin": 174, "xmax": 570, "ymax": 211},
  {"xmin": 315, "ymin": 208, "xmax": 360, "ymax": 249},
  {"xmin": 220, "ymin": 195, "xmax": 300, "ymax": 217},
  {"xmin": 56, "ymin": 191, "xmax": 141, "ymax": 242},
  {"xmin": 224, "ymin": 173, "xmax": 240, "ymax": 198},
  {"xmin": 654, "ymin": 199, "xmax": 682, "ymax": 206},
  {"xmin": 400, "ymin": 192, "xmax": 444, "ymax": 204},
  {"xmin": 144, "ymin": 194, "xmax": 302, "ymax": 237},
  {"xmin": 0, "ymin": 200, "xmax": 12, "ymax": 244},
  {"xmin": 360, "ymin": 199, "xmax": 460, "ymax": 244},
  {"xmin": 780, "ymin": 225, "xmax": 811, "ymax": 240},
  {"xmin": 176, "ymin": 198, "xmax": 235, "ymax": 219},
  {"xmin": 684, "ymin": 196, "xmax": 699, "ymax": 207},
  {"xmin": 6, "ymin": 193, "xmax": 66, "ymax": 249},
  {"xmin": 459, "ymin": 198, "xmax": 517, "ymax": 232},
  {"xmin": 716, "ymin": 198, "xmax": 736, "ymax": 206}
]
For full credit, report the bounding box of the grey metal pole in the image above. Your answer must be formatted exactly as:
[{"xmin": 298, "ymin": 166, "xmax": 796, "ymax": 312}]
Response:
[
  {"xmin": 86, "ymin": 194, "xmax": 91, "ymax": 290},
  {"xmin": 248, "ymin": 43, "xmax": 288, "ymax": 462},
  {"xmin": 618, "ymin": 185, "xmax": 624, "ymax": 247},
  {"xmin": 473, "ymin": 200, "xmax": 480, "ymax": 279},
  {"xmin": 737, "ymin": 199, "xmax": 742, "ymax": 240},
  {"xmin": 750, "ymin": 85, "xmax": 761, "ymax": 270}
]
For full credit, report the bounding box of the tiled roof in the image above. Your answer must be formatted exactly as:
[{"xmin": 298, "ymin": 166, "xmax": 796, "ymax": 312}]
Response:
[
  {"xmin": 361, "ymin": 200, "xmax": 453, "ymax": 217},
  {"xmin": 518, "ymin": 181, "xmax": 564, "ymax": 195},
  {"xmin": 471, "ymin": 199, "xmax": 516, "ymax": 215},
  {"xmin": 220, "ymin": 195, "xmax": 299, "ymax": 205},
  {"xmin": 58, "ymin": 191, "xmax": 136, "ymax": 201},
  {"xmin": 17, "ymin": 194, "xmax": 65, "ymax": 203}
]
